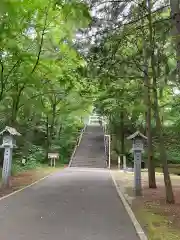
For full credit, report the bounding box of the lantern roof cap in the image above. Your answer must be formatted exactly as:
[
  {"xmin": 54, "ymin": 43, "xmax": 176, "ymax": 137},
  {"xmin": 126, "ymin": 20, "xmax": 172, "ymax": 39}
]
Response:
[
  {"xmin": 127, "ymin": 131, "xmax": 147, "ymax": 140},
  {"xmin": 0, "ymin": 126, "xmax": 21, "ymax": 136}
]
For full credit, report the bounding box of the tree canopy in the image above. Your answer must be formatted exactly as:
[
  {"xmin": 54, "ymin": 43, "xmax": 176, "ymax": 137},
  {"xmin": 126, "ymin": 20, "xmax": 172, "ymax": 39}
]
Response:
[
  {"xmin": 1, "ymin": 0, "xmax": 180, "ymax": 204},
  {"xmin": 0, "ymin": 0, "xmax": 93, "ymax": 168}
]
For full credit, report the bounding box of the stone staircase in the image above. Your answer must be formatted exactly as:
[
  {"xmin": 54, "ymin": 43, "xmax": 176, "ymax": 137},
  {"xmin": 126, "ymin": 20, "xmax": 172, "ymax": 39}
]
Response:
[{"xmin": 69, "ymin": 125, "xmax": 107, "ymax": 168}]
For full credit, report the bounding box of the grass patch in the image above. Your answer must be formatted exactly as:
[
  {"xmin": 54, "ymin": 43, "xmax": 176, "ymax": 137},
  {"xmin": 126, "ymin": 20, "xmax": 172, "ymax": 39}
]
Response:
[
  {"xmin": 156, "ymin": 167, "xmax": 180, "ymax": 175},
  {"xmin": 134, "ymin": 207, "xmax": 180, "ymax": 240}
]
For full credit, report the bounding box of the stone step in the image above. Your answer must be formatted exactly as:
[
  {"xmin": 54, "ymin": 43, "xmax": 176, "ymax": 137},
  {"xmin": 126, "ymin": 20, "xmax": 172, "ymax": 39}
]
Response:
[
  {"xmin": 72, "ymin": 156, "xmax": 106, "ymax": 160},
  {"xmin": 70, "ymin": 163, "xmax": 106, "ymax": 168},
  {"xmin": 71, "ymin": 160, "xmax": 105, "ymax": 164},
  {"xmin": 69, "ymin": 125, "xmax": 106, "ymax": 168}
]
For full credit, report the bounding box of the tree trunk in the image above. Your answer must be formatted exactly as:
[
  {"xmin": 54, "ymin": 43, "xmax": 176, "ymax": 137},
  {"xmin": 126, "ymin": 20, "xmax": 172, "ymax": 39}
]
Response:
[
  {"xmin": 145, "ymin": 90, "xmax": 156, "ymax": 188},
  {"xmin": 141, "ymin": 0, "xmax": 156, "ymax": 188},
  {"xmin": 10, "ymin": 85, "xmax": 24, "ymax": 126},
  {"xmin": 120, "ymin": 109, "xmax": 125, "ymax": 164},
  {"xmin": 49, "ymin": 103, "xmax": 56, "ymax": 145},
  {"xmin": 45, "ymin": 116, "xmax": 49, "ymax": 162},
  {"xmin": 22, "ymin": 114, "xmax": 39, "ymax": 159},
  {"xmin": 58, "ymin": 124, "xmax": 63, "ymax": 138},
  {"xmin": 144, "ymin": 65, "xmax": 156, "ymax": 188},
  {"xmin": 170, "ymin": 0, "xmax": 180, "ymax": 76},
  {"xmin": 152, "ymin": 81, "xmax": 174, "ymax": 203},
  {"xmin": 147, "ymin": 0, "xmax": 174, "ymax": 203}
]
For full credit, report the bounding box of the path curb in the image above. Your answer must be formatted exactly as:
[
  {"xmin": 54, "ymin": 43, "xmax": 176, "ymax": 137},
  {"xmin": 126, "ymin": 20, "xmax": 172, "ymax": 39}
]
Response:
[
  {"xmin": 0, "ymin": 171, "xmax": 56, "ymax": 201},
  {"xmin": 110, "ymin": 171, "xmax": 148, "ymax": 240}
]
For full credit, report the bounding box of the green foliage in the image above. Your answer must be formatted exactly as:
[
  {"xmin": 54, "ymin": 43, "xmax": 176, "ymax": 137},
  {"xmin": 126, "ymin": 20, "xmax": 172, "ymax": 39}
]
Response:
[
  {"xmin": 0, "ymin": 0, "xmax": 93, "ymax": 172},
  {"xmin": 86, "ymin": 0, "xmax": 180, "ymax": 170}
]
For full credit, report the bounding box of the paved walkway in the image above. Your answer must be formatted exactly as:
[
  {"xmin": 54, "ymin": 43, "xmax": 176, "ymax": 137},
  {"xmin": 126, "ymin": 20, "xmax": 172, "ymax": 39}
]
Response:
[{"xmin": 0, "ymin": 168, "xmax": 139, "ymax": 239}]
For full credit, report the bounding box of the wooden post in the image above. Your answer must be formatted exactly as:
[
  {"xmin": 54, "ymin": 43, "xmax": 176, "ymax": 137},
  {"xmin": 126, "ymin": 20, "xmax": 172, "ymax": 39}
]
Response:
[
  {"xmin": 123, "ymin": 155, "xmax": 127, "ymax": 171},
  {"xmin": 118, "ymin": 156, "xmax": 121, "ymax": 169}
]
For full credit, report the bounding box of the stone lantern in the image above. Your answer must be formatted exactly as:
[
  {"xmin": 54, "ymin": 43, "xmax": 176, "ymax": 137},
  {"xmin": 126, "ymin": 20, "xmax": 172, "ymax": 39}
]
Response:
[
  {"xmin": 127, "ymin": 131, "xmax": 147, "ymax": 196},
  {"xmin": 0, "ymin": 126, "xmax": 21, "ymax": 187}
]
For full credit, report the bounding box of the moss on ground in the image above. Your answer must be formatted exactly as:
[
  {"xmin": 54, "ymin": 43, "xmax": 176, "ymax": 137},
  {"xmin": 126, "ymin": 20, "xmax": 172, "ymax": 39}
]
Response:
[{"xmin": 134, "ymin": 207, "xmax": 180, "ymax": 240}]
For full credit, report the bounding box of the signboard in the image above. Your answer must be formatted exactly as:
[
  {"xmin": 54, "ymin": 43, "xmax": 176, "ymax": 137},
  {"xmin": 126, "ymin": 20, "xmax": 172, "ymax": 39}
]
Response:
[
  {"xmin": 48, "ymin": 153, "xmax": 59, "ymax": 159},
  {"xmin": 48, "ymin": 153, "xmax": 59, "ymax": 167}
]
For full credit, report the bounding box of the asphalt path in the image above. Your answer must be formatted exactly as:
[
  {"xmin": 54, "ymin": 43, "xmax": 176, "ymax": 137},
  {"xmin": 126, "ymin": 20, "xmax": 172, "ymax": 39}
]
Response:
[{"xmin": 0, "ymin": 168, "xmax": 139, "ymax": 240}]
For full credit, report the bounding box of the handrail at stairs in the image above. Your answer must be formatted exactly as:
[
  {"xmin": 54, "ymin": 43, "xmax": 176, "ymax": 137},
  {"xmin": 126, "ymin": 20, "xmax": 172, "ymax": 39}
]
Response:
[{"xmin": 68, "ymin": 125, "xmax": 86, "ymax": 167}]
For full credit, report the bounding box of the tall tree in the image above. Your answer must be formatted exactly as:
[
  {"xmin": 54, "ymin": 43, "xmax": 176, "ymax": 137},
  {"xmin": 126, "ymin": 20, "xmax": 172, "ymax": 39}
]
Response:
[{"xmin": 170, "ymin": 0, "xmax": 180, "ymax": 76}]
